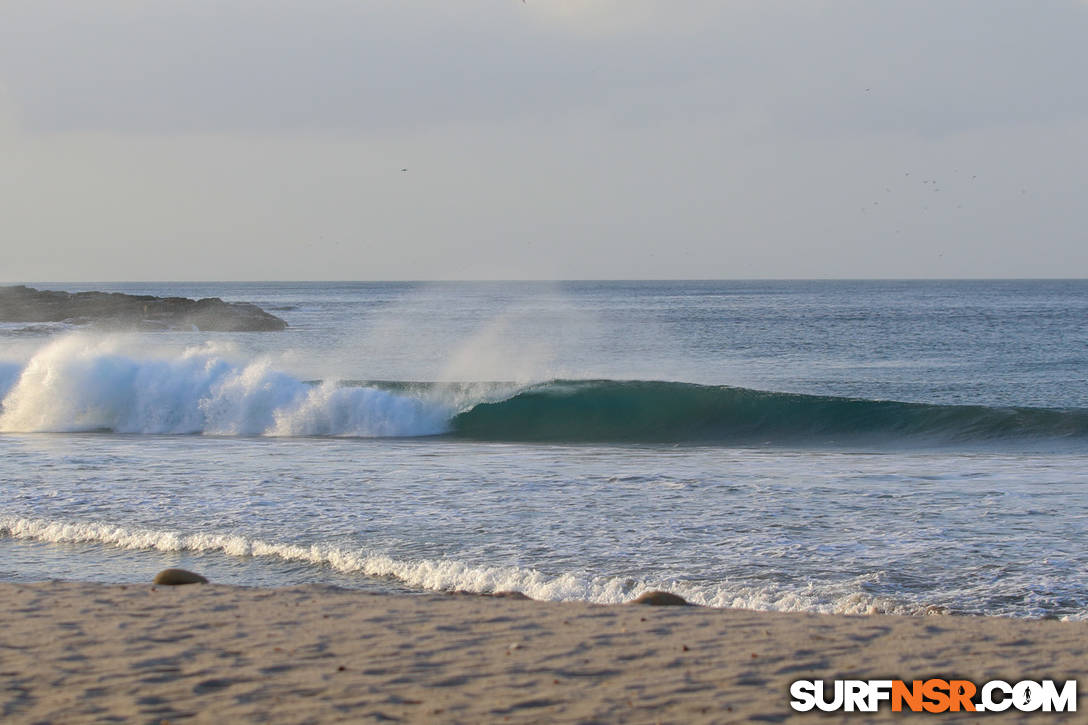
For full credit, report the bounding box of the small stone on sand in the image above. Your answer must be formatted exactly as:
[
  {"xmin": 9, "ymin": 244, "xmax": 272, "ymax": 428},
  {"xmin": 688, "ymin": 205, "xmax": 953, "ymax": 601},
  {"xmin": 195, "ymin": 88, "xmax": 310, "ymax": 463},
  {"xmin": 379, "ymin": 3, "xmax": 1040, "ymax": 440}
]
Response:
[
  {"xmin": 629, "ymin": 591, "xmax": 689, "ymax": 606},
  {"xmin": 152, "ymin": 569, "xmax": 209, "ymax": 586}
]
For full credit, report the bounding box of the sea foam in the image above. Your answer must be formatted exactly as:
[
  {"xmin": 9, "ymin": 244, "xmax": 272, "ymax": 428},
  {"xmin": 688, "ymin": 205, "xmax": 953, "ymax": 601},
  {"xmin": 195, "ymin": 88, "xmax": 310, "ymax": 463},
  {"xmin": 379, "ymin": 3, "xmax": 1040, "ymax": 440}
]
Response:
[
  {"xmin": 0, "ymin": 335, "xmax": 449, "ymax": 437},
  {"xmin": 0, "ymin": 515, "xmax": 953, "ymax": 617}
]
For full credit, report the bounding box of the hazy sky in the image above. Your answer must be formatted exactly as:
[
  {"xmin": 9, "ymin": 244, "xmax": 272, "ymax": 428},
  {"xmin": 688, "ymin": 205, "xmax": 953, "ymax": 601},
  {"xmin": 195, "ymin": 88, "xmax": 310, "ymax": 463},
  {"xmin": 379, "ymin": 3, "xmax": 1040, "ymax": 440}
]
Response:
[{"xmin": 2, "ymin": 0, "xmax": 1087, "ymax": 281}]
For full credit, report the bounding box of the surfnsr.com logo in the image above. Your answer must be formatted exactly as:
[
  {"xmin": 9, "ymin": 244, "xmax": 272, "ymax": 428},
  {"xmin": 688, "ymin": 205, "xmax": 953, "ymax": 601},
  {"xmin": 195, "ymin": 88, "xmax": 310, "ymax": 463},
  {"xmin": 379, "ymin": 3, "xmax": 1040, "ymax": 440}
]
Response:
[{"xmin": 790, "ymin": 679, "xmax": 1077, "ymax": 713}]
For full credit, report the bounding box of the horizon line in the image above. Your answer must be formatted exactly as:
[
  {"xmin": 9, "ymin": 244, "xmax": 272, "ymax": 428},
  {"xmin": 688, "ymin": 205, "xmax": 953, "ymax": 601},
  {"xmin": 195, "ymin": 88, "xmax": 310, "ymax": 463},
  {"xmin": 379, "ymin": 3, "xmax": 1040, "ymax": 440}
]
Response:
[{"xmin": 5, "ymin": 277, "xmax": 1088, "ymax": 285}]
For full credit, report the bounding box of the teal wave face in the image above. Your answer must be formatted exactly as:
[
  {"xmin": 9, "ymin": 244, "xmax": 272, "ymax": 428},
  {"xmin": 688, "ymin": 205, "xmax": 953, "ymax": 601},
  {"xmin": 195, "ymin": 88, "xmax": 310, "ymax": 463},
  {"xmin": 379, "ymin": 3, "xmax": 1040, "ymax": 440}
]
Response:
[{"xmin": 448, "ymin": 380, "xmax": 1088, "ymax": 445}]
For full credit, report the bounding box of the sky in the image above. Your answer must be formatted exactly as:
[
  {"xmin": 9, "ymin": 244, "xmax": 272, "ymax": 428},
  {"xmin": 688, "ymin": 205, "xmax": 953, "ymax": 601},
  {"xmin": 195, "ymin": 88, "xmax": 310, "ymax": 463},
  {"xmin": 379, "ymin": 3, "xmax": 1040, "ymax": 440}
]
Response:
[{"xmin": 2, "ymin": 0, "xmax": 1087, "ymax": 281}]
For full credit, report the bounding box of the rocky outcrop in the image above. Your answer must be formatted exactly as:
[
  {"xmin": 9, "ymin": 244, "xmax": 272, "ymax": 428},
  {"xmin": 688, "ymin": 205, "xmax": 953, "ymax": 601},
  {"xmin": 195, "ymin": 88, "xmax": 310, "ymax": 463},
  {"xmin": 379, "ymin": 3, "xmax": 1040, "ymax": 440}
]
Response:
[{"xmin": 0, "ymin": 286, "xmax": 287, "ymax": 331}]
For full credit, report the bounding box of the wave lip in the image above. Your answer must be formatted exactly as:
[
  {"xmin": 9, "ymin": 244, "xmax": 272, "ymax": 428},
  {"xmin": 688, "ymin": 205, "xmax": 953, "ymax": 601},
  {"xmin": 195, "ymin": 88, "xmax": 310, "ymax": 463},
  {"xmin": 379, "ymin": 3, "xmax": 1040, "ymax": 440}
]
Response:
[{"xmin": 450, "ymin": 379, "xmax": 1088, "ymax": 445}]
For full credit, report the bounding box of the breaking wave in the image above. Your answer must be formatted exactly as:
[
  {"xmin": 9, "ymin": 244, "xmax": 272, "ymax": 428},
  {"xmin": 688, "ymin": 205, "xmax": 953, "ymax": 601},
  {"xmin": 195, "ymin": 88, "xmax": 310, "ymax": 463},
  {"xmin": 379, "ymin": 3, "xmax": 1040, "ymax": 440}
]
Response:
[
  {"xmin": 3, "ymin": 336, "xmax": 1087, "ymax": 446},
  {"xmin": 0, "ymin": 336, "xmax": 448, "ymax": 437}
]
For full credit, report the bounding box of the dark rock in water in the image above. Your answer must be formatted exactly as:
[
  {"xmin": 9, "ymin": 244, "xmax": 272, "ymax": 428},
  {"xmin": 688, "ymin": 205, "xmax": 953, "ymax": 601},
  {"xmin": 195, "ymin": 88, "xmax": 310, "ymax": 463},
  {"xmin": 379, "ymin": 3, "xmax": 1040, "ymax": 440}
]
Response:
[
  {"xmin": 153, "ymin": 568, "xmax": 209, "ymax": 585},
  {"xmin": 0, "ymin": 285, "xmax": 287, "ymax": 332},
  {"xmin": 629, "ymin": 591, "xmax": 689, "ymax": 606}
]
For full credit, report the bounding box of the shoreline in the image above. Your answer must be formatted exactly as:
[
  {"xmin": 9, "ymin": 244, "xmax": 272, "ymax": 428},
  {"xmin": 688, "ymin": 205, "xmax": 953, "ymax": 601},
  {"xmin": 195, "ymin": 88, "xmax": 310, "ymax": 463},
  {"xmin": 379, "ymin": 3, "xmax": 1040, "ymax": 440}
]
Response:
[{"xmin": 2, "ymin": 581, "xmax": 1085, "ymax": 723}]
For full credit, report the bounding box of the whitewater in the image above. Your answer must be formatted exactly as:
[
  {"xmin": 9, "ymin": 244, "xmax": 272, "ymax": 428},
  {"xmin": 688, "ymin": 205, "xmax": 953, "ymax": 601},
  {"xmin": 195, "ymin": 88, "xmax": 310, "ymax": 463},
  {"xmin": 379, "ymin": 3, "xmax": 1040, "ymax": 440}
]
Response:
[
  {"xmin": 0, "ymin": 335, "xmax": 451, "ymax": 437},
  {"xmin": 2, "ymin": 281, "xmax": 1087, "ymax": 619}
]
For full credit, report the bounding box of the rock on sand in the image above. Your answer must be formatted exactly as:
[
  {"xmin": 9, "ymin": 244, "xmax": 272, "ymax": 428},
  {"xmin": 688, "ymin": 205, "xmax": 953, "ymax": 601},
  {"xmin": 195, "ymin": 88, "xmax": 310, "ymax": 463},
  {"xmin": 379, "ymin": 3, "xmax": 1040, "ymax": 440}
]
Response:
[
  {"xmin": 153, "ymin": 569, "xmax": 209, "ymax": 586},
  {"xmin": 629, "ymin": 590, "xmax": 689, "ymax": 606}
]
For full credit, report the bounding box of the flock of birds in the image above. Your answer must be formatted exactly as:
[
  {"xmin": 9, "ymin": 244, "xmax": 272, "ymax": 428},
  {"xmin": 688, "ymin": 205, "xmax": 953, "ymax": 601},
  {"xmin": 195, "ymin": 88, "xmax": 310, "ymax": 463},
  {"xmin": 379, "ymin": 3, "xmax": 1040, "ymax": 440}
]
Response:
[{"xmin": 859, "ymin": 168, "xmax": 1029, "ymax": 217}]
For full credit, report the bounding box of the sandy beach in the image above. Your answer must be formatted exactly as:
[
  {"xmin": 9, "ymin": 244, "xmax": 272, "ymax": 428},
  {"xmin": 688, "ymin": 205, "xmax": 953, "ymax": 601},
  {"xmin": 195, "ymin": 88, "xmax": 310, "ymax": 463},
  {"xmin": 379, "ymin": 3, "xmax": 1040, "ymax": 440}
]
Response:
[{"xmin": 1, "ymin": 581, "xmax": 1085, "ymax": 723}]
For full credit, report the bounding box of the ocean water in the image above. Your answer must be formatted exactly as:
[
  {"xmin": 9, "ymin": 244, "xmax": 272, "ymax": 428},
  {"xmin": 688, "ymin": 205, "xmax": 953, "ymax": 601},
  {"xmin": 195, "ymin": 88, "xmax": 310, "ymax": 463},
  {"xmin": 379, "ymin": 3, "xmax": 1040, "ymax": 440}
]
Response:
[{"xmin": 1, "ymin": 281, "xmax": 1087, "ymax": 619}]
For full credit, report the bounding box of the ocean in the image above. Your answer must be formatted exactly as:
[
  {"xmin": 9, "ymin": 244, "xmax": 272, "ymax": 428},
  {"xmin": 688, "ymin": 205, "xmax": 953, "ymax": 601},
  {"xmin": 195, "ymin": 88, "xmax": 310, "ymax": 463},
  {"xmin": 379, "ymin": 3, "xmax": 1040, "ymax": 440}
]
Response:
[{"xmin": 1, "ymin": 280, "xmax": 1086, "ymax": 619}]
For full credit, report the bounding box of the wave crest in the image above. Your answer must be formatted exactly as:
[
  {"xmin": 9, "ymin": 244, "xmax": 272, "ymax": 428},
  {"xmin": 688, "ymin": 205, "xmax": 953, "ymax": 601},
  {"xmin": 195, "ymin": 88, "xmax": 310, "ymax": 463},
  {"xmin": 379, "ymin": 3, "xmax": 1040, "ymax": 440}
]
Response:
[{"xmin": 0, "ymin": 336, "xmax": 448, "ymax": 437}]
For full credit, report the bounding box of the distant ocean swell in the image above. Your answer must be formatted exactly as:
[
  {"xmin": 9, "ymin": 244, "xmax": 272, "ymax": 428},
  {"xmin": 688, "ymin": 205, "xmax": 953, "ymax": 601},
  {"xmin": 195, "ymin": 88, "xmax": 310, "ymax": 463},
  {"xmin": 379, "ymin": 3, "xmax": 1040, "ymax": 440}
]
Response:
[
  {"xmin": 2, "ymin": 338, "xmax": 1087, "ymax": 445},
  {"xmin": 0, "ymin": 515, "xmax": 944, "ymax": 617}
]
